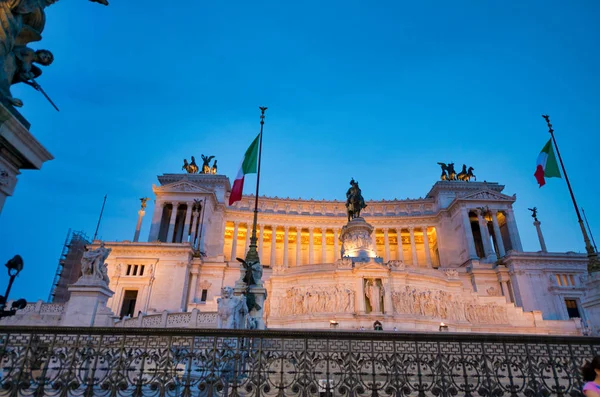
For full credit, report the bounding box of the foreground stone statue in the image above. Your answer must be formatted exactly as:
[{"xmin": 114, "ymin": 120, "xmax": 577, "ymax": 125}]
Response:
[
  {"xmin": 0, "ymin": 0, "xmax": 108, "ymax": 108},
  {"xmin": 217, "ymin": 286, "xmax": 248, "ymax": 329},
  {"xmin": 80, "ymin": 241, "xmax": 111, "ymax": 284}
]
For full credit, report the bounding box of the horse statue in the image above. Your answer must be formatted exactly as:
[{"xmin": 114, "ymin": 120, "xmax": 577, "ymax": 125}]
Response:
[
  {"xmin": 466, "ymin": 166, "xmax": 476, "ymax": 181},
  {"xmin": 201, "ymin": 155, "xmax": 215, "ymax": 174},
  {"xmin": 437, "ymin": 162, "xmax": 457, "ymax": 180},
  {"xmin": 189, "ymin": 156, "xmax": 199, "ymax": 173},
  {"xmin": 457, "ymin": 164, "xmax": 468, "ymax": 181},
  {"xmin": 182, "ymin": 156, "xmax": 199, "ymax": 174},
  {"xmin": 345, "ymin": 179, "xmax": 367, "ymax": 221},
  {"xmin": 211, "ymin": 160, "xmax": 218, "ymax": 174}
]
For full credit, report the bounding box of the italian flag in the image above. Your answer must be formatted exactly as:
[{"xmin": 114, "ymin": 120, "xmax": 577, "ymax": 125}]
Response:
[
  {"xmin": 534, "ymin": 139, "xmax": 561, "ymax": 187},
  {"xmin": 229, "ymin": 134, "xmax": 260, "ymax": 205}
]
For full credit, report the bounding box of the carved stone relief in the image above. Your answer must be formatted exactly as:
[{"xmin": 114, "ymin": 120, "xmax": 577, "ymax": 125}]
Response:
[
  {"xmin": 272, "ymin": 285, "xmax": 355, "ymax": 316},
  {"xmin": 391, "ymin": 286, "xmax": 509, "ymax": 324}
]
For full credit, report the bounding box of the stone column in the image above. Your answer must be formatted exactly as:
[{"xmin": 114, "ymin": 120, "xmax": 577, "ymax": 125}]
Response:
[
  {"xmin": 422, "ymin": 226, "xmax": 432, "ymax": 267},
  {"xmin": 258, "ymin": 224, "xmax": 265, "ymax": 259},
  {"xmin": 333, "ymin": 228, "xmax": 340, "ymax": 260},
  {"xmin": 166, "ymin": 202, "xmax": 179, "ymax": 243},
  {"xmin": 296, "ymin": 228, "xmax": 302, "ymax": 266},
  {"xmin": 190, "ymin": 210, "xmax": 199, "ymax": 248},
  {"xmin": 308, "ymin": 227, "xmax": 315, "ymax": 264},
  {"xmin": 356, "ymin": 278, "xmax": 366, "ymax": 314},
  {"xmin": 133, "ymin": 209, "xmax": 145, "ymax": 242},
  {"xmin": 270, "ymin": 225, "xmax": 277, "ymax": 265},
  {"xmin": 384, "ymin": 278, "xmax": 393, "ymax": 315},
  {"xmin": 383, "ymin": 228, "xmax": 391, "ymax": 262},
  {"xmin": 461, "ymin": 207, "xmax": 478, "ymax": 259},
  {"xmin": 230, "ymin": 221, "xmax": 239, "ymax": 262},
  {"xmin": 188, "ymin": 270, "xmax": 198, "ymax": 304},
  {"xmin": 534, "ymin": 220, "xmax": 548, "ymax": 252},
  {"xmin": 409, "ymin": 226, "xmax": 418, "ymax": 266},
  {"xmin": 244, "ymin": 223, "xmax": 251, "ymax": 256},
  {"xmin": 396, "ymin": 229, "xmax": 404, "ymax": 261},
  {"xmin": 500, "ymin": 280, "xmax": 512, "ymax": 303},
  {"xmin": 505, "ymin": 209, "xmax": 524, "ymax": 251},
  {"xmin": 321, "ymin": 228, "xmax": 327, "ymax": 263},
  {"xmin": 182, "ymin": 202, "xmax": 193, "ymax": 243},
  {"xmin": 283, "ymin": 226, "xmax": 289, "ymax": 267},
  {"xmin": 147, "ymin": 200, "xmax": 164, "ymax": 242},
  {"xmin": 491, "ymin": 210, "xmax": 506, "ymax": 257},
  {"xmin": 477, "ymin": 210, "xmax": 496, "ymax": 261}
]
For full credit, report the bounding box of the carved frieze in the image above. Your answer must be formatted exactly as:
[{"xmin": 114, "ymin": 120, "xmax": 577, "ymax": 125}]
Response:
[
  {"xmin": 272, "ymin": 285, "xmax": 355, "ymax": 316},
  {"xmin": 391, "ymin": 286, "xmax": 509, "ymax": 324}
]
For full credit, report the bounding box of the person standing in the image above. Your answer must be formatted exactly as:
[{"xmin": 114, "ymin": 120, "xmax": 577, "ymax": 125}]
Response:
[{"xmin": 582, "ymin": 356, "xmax": 600, "ymax": 397}]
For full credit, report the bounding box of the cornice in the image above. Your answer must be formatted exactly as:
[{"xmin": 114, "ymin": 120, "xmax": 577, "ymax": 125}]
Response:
[{"xmin": 157, "ymin": 173, "xmax": 231, "ymax": 190}]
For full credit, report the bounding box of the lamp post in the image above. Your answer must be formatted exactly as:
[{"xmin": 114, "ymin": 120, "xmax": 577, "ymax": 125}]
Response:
[{"xmin": 0, "ymin": 255, "xmax": 27, "ymax": 318}]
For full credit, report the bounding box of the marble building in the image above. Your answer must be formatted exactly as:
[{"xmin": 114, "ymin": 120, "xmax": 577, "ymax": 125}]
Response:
[{"xmin": 99, "ymin": 172, "xmax": 589, "ymax": 334}]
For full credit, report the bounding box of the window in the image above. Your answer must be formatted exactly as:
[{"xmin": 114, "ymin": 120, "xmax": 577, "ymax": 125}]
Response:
[
  {"xmin": 120, "ymin": 290, "xmax": 138, "ymax": 318},
  {"xmin": 565, "ymin": 299, "xmax": 580, "ymax": 318},
  {"xmin": 133, "ymin": 265, "xmax": 139, "ymax": 276},
  {"xmin": 125, "ymin": 264, "xmax": 146, "ymax": 277},
  {"xmin": 126, "ymin": 264, "xmax": 132, "ymax": 276},
  {"xmin": 200, "ymin": 289, "xmax": 208, "ymax": 302},
  {"xmin": 139, "ymin": 265, "xmax": 145, "ymax": 276},
  {"xmin": 555, "ymin": 274, "xmax": 577, "ymax": 287}
]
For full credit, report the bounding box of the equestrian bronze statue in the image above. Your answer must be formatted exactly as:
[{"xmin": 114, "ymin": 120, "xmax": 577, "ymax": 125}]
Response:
[{"xmin": 345, "ymin": 178, "xmax": 367, "ymax": 221}]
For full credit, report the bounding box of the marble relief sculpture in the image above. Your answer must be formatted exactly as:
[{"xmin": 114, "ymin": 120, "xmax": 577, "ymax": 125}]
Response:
[
  {"xmin": 80, "ymin": 242, "xmax": 111, "ymax": 284},
  {"xmin": 0, "ymin": 0, "xmax": 108, "ymax": 108},
  {"xmin": 273, "ymin": 285, "xmax": 355, "ymax": 316}
]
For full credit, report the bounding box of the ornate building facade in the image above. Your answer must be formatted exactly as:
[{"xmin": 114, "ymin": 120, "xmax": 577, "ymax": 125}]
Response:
[{"xmin": 100, "ymin": 172, "xmax": 589, "ymax": 334}]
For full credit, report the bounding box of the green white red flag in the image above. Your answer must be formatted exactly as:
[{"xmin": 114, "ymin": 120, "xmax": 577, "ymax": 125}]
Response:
[
  {"xmin": 229, "ymin": 134, "xmax": 260, "ymax": 205},
  {"xmin": 534, "ymin": 139, "xmax": 561, "ymax": 187}
]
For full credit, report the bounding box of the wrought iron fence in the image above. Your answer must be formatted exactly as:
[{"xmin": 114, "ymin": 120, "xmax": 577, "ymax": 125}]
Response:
[{"xmin": 0, "ymin": 326, "xmax": 599, "ymax": 396}]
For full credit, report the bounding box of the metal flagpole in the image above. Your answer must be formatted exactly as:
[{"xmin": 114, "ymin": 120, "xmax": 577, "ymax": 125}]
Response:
[
  {"xmin": 542, "ymin": 115, "xmax": 599, "ymax": 272},
  {"xmin": 582, "ymin": 208, "xmax": 598, "ymax": 253},
  {"xmin": 245, "ymin": 107, "xmax": 267, "ymax": 265},
  {"xmin": 93, "ymin": 195, "xmax": 107, "ymax": 241}
]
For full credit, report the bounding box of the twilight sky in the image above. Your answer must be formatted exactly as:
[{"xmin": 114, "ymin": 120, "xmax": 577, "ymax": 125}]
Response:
[{"xmin": 1, "ymin": 0, "xmax": 599, "ymax": 302}]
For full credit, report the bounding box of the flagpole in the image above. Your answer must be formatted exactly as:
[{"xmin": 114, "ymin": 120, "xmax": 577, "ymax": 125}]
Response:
[
  {"xmin": 542, "ymin": 115, "xmax": 599, "ymax": 272},
  {"xmin": 582, "ymin": 208, "xmax": 598, "ymax": 253},
  {"xmin": 93, "ymin": 194, "xmax": 107, "ymax": 241},
  {"xmin": 245, "ymin": 107, "xmax": 267, "ymax": 265}
]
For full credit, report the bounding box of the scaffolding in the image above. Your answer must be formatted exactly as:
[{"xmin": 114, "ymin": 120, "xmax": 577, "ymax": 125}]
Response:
[{"xmin": 48, "ymin": 229, "xmax": 90, "ymax": 303}]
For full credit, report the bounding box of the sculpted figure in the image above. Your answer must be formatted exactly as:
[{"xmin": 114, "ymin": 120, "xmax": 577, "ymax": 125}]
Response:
[
  {"xmin": 80, "ymin": 241, "xmax": 111, "ymax": 284},
  {"xmin": 345, "ymin": 178, "xmax": 367, "ymax": 221},
  {"xmin": 528, "ymin": 207, "xmax": 538, "ymax": 222},
  {"xmin": 0, "ymin": 0, "xmax": 108, "ymax": 108},
  {"xmin": 365, "ymin": 279, "xmax": 383, "ymax": 313},
  {"xmin": 201, "ymin": 155, "xmax": 215, "ymax": 174},
  {"xmin": 217, "ymin": 286, "xmax": 248, "ymax": 329},
  {"xmin": 211, "ymin": 159, "xmax": 217, "ymax": 174},
  {"xmin": 140, "ymin": 197, "xmax": 149, "ymax": 210}
]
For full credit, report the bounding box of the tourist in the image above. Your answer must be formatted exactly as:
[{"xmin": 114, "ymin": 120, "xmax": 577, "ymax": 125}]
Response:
[{"xmin": 582, "ymin": 356, "xmax": 600, "ymax": 396}]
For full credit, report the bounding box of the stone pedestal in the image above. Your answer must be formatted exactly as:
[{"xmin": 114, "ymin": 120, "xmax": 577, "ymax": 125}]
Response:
[
  {"xmin": 581, "ymin": 273, "xmax": 600, "ymax": 335},
  {"xmin": 0, "ymin": 104, "xmax": 53, "ymax": 215},
  {"xmin": 340, "ymin": 217, "xmax": 382, "ymax": 263},
  {"xmin": 61, "ymin": 276, "xmax": 115, "ymax": 327},
  {"xmin": 248, "ymin": 285, "xmax": 267, "ymax": 330}
]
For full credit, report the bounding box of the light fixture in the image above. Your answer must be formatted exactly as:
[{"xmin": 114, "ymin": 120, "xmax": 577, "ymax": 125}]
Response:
[
  {"xmin": 329, "ymin": 320, "xmax": 339, "ymax": 329},
  {"xmin": 439, "ymin": 322, "xmax": 449, "ymax": 332},
  {"xmin": 5, "ymin": 255, "xmax": 23, "ymax": 276}
]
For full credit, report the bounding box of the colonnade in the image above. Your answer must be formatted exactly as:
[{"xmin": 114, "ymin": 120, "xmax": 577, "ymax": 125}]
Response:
[
  {"xmin": 150, "ymin": 201, "xmax": 204, "ymax": 248},
  {"xmin": 225, "ymin": 222, "xmax": 437, "ymax": 267},
  {"xmin": 462, "ymin": 207, "xmax": 522, "ymax": 261}
]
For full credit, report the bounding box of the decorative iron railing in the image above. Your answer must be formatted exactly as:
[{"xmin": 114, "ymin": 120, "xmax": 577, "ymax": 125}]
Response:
[{"xmin": 0, "ymin": 326, "xmax": 598, "ymax": 396}]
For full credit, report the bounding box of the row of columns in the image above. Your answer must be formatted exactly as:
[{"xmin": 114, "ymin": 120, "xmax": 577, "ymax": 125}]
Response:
[
  {"xmin": 152, "ymin": 200, "xmax": 204, "ymax": 248},
  {"xmin": 228, "ymin": 222, "xmax": 435, "ymax": 267},
  {"xmin": 463, "ymin": 207, "xmax": 522, "ymax": 261}
]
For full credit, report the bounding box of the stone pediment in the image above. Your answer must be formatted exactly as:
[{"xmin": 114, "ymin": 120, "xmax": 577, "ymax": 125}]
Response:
[
  {"xmin": 460, "ymin": 189, "xmax": 515, "ymax": 202},
  {"xmin": 353, "ymin": 261, "xmax": 389, "ymax": 273},
  {"xmin": 154, "ymin": 181, "xmax": 212, "ymax": 194}
]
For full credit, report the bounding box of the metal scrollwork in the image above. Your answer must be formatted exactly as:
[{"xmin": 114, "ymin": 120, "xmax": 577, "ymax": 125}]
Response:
[{"xmin": 0, "ymin": 327, "xmax": 593, "ymax": 396}]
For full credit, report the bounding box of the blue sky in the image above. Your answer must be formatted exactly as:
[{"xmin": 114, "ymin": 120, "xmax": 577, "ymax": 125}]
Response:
[{"xmin": 1, "ymin": 0, "xmax": 599, "ymax": 302}]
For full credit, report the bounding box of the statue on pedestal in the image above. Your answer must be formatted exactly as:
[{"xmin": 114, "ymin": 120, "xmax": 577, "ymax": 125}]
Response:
[
  {"xmin": 80, "ymin": 242, "xmax": 111, "ymax": 284},
  {"xmin": 217, "ymin": 286, "xmax": 248, "ymax": 329},
  {"xmin": 0, "ymin": 0, "xmax": 108, "ymax": 108},
  {"xmin": 345, "ymin": 178, "xmax": 367, "ymax": 221},
  {"xmin": 201, "ymin": 155, "xmax": 215, "ymax": 174}
]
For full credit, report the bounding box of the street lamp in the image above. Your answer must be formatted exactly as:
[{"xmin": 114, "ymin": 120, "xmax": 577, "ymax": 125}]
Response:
[{"xmin": 0, "ymin": 255, "xmax": 27, "ymax": 318}]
